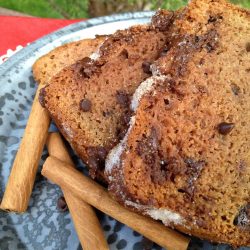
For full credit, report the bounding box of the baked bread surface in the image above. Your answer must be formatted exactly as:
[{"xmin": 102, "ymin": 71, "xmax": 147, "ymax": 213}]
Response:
[
  {"xmin": 105, "ymin": 0, "xmax": 250, "ymax": 246},
  {"xmin": 33, "ymin": 36, "xmax": 106, "ymax": 85},
  {"xmin": 41, "ymin": 10, "xmax": 175, "ymax": 178}
]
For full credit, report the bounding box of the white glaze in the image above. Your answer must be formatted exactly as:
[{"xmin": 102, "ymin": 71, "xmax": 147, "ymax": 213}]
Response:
[
  {"xmin": 105, "ymin": 116, "xmax": 135, "ymax": 174},
  {"xmin": 89, "ymin": 51, "xmax": 100, "ymax": 60},
  {"xmin": 147, "ymin": 208, "xmax": 183, "ymax": 226},
  {"xmin": 125, "ymin": 200, "xmax": 184, "ymax": 226},
  {"xmin": 130, "ymin": 75, "xmax": 166, "ymax": 111},
  {"xmin": 89, "ymin": 36, "xmax": 108, "ymax": 60}
]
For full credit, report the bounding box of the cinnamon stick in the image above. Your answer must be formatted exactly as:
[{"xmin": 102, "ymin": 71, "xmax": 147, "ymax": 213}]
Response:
[
  {"xmin": 46, "ymin": 133, "xmax": 108, "ymax": 250},
  {"xmin": 1, "ymin": 84, "xmax": 50, "ymax": 212},
  {"xmin": 42, "ymin": 156, "xmax": 190, "ymax": 250}
]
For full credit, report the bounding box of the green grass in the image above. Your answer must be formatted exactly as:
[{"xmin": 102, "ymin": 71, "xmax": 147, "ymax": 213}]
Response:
[
  {"xmin": 0, "ymin": 0, "xmax": 88, "ymax": 18},
  {"xmin": 50, "ymin": 0, "xmax": 88, "ymax": 18},
  {"xmin": 160, "ymin": 0, "xmax": 250, "ymax": 10},
  {"xmin": 0, "ymin": 0, "xmax": 63, "ymax": 18},
  {"xmin": 0, "ymin": 0, "xmax": 249, "ymax": 19},
  {"xmin": 231, "ymin": 0, "xmax": 250, "ymax": 8}
]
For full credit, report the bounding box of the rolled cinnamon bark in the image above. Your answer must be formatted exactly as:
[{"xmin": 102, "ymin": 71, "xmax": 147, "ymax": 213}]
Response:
[
  {"xmin": 46, "ymin": 133, "xmax": 108, "ymax": 250},
  {"xmin": 0, "ymin": 84, "xmax": 50, "ymax": 212},
  {"xmin": 42, "ymin": 156, "xmax": 190, "ymax": 250}
]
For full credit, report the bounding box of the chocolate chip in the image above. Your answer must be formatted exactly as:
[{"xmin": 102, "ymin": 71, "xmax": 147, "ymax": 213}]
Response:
[
  {"xmin": 80, "ymin": 99, "xmax": 92, "ymax": 112},
  {"xmin": 233, "ymin": 204, "xmax": 250, "ymax": 231},
  {"xmin": 217, "ymin": 122, "xmax": 235, "ymax": 135},
  {"xmin": 178, "ymin": 188, "xmax": 185, "ymax": 193},
  {"xmin": 57, "ymin": 196, "xmax": 68, "ymax": 212},
  {"xmin": 221, "ymin": 215, "xmax": 227, "ymax": 221},
  {"xmin": 164, "ymin": 98, "xmax": 170, "ymax": 105},
  {"xmin": 74, "ymin": 57, "xmax": 100, "ymax": 79},
  {"xmin": 39, "ymin": 87, "xmax": 46, "ymax": 108},
  {"xmin": 142, "ymin": 62, "xmax": 152, "ymax": 74},
  {"xmin": 116, "ymin": 91, "xmax": 130, "ymax": 107}
]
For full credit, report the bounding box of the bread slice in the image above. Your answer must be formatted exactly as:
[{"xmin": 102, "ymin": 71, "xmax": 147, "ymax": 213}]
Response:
[
  {"xmin": 40, "ymin": 10, "xmax": 176, "ymax": 178},
  {"xmin": 33, "ymin": 36, "xmax": 106, "ymax": 85},
  {"xmin": 105, "ymin": 0, "xmax": 250, "ymax": 246}
]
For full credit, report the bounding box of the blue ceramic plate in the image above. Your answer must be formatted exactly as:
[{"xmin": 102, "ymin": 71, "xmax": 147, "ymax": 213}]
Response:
[{"xmin": 0, "ymin": 12, "xmax": 248, "ymax": 250}]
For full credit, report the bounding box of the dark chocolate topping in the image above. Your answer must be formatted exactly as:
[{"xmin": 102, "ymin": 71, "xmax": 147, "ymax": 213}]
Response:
[
  {"xmin": 162, "ymin": 29, "xmax": 219, "ymax": 78},
  {"xmin": 151, "ymin": 10, "xmax": 175, "ymax": 32},
  {"xmin": 74, "ymin": 57, "xmax": 101, "ymax": 79},
  {"xmin": 116, "ymin": 90, "xmax": 130, "ymax": 107},
  {"xmin": 142, "ymin": 61, "xmax": 152, "ymax": 74},
  {"xmin": 87, "ymin": 146, "xmax": 108, "ymax": 178},
  {"xmin": 183, "ymin": 158, "xmax": 206, "ymax": 197},
  {"xmin": 116, "ymin": 109, "xmax": 132, "ymax": 141},
  {"xmin": 136, "ymin": 127, "xmax": 206, "ymax": 190}
]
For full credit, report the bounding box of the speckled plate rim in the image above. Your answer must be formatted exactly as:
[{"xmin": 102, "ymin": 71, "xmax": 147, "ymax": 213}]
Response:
[{"xmin": 0, "ymin": 11, "xmax": 154, "ymax": 76}]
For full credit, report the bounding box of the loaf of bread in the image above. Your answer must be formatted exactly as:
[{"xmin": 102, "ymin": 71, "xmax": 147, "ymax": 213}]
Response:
[
  {"xmin": 105, "ymin": 0, "xmax": 250, "ymax": 246},
  {"xmin": 40, "ymin": 10, "xmax": 176, "ymax": 178},
  {"xmin": 33, "ymin": 36, "xmax": 106, "ymax": 85}
]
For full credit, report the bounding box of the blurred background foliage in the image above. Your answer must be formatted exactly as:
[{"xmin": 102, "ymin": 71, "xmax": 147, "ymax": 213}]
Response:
[{"xmin": 0, "ymin": 0, "xmax": 249, "ymax": 19}]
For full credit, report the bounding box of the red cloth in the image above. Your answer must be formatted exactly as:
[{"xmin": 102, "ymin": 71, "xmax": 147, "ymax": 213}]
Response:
[{"xmin": 0, "ymin": 16, "xmax": 83, "ymax": 56}]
